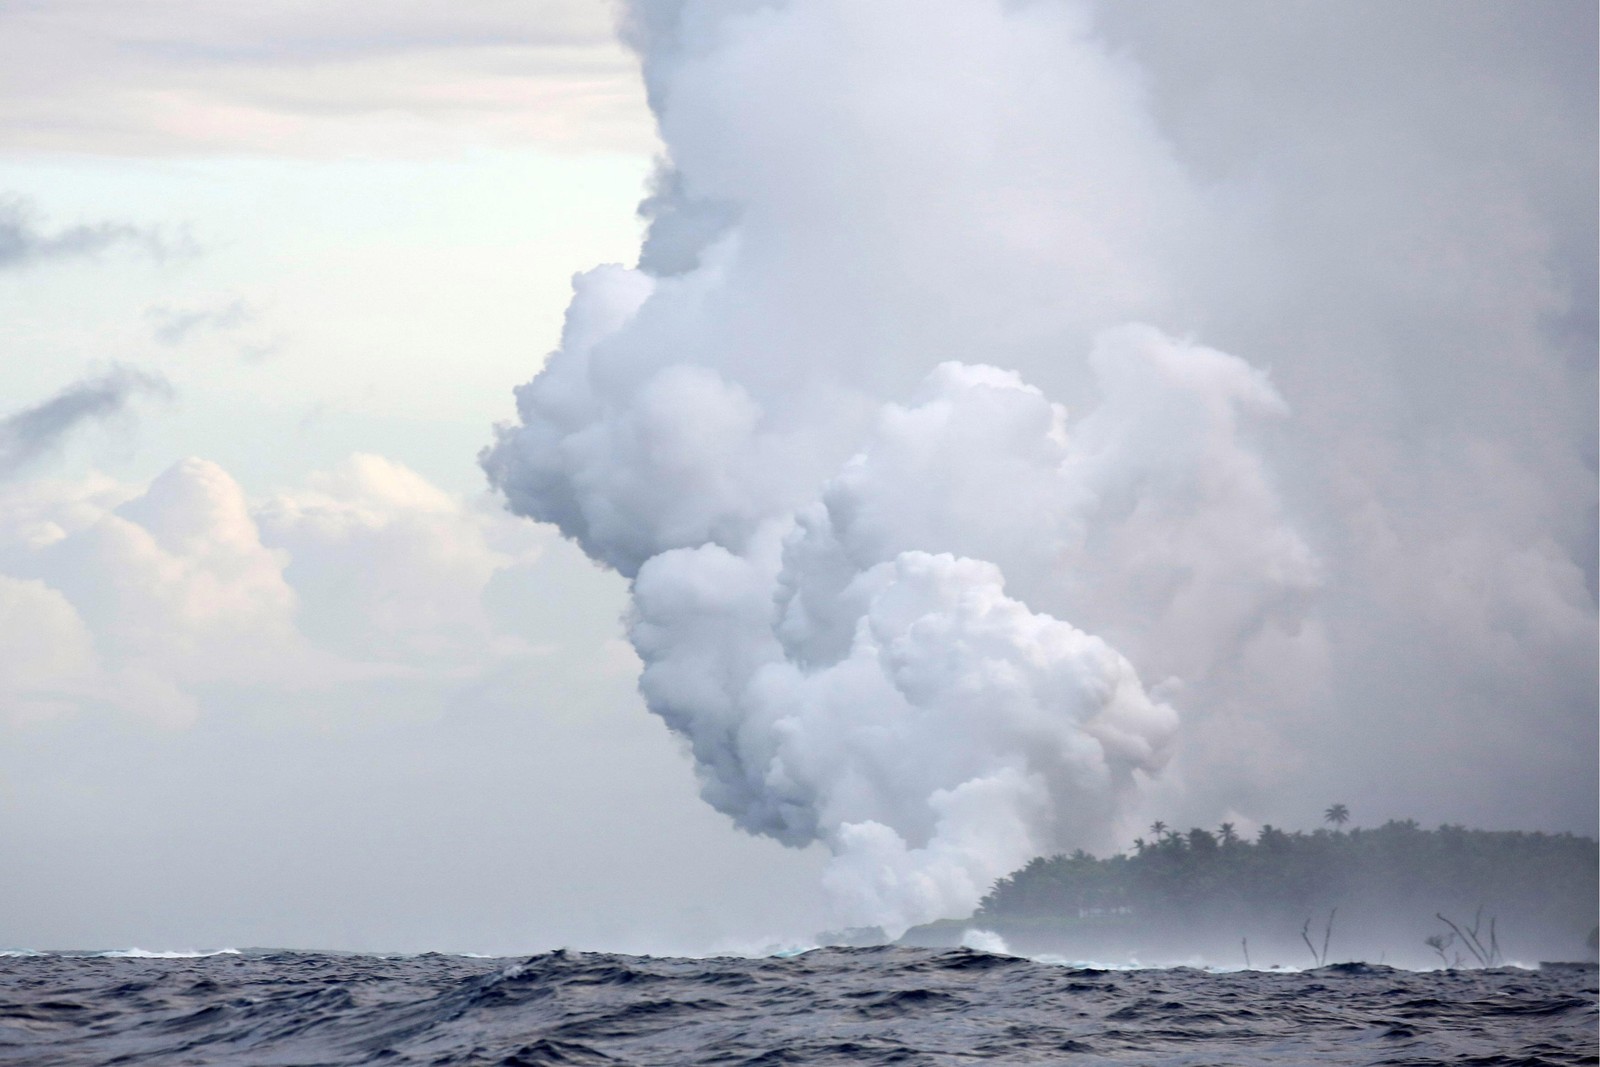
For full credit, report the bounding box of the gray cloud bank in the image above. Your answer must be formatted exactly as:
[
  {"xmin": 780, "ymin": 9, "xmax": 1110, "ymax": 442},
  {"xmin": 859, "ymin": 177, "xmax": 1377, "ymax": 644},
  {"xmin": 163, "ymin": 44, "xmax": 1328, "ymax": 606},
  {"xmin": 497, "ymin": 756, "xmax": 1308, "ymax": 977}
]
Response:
[
  {"xmin": 484, "ymin": 0, "xmax": 1597, "ymax": 934},
  {"xmin": 0, "ymin": 0, "xmax": 653, "ymax": 156},
  {"xmin": 0, "ymin": 366, "xmax": 173, "ymax": 479}
]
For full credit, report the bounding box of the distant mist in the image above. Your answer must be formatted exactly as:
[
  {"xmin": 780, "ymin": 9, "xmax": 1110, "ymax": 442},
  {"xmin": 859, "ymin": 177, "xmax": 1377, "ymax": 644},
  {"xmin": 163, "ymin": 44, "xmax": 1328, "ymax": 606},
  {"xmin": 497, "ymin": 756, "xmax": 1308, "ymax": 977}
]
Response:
[
  {"xmin": 930, "ymin": 821, "xmax": 1598, "ymax": 969},
  {"xmin": 484, "ymin": 0, "xmax": 1598, "ymax": 936}
]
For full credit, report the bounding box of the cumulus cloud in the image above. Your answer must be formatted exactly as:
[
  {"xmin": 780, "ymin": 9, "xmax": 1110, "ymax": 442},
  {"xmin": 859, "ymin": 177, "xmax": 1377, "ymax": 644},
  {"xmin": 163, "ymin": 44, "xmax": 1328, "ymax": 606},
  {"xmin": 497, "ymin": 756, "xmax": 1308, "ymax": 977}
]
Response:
[
  {"xmin": 0, "ymin": 366, "xmax": 173, "ymax": 480},
  {"xmin": 256, "ymin": 453, "xmax": 533, "ymax": 664},
  {"xmin": 0, "ymin": 458, "xmax": 294, "ymax": 725},
  {"xmin": 0, "ymin": 453, "xmax": 546, "ymax": 727},
  {"xmin": 485, "ymin": 0, "xmax": 1596, "ymax": 932}
]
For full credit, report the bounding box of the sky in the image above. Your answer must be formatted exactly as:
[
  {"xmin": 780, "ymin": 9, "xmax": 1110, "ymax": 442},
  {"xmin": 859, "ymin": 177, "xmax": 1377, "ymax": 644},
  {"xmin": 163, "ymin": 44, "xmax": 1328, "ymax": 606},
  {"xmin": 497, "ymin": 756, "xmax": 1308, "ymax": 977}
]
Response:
[{"xmin": 0, "ymin": 0, "xmax": 1594, "ymax": 954}]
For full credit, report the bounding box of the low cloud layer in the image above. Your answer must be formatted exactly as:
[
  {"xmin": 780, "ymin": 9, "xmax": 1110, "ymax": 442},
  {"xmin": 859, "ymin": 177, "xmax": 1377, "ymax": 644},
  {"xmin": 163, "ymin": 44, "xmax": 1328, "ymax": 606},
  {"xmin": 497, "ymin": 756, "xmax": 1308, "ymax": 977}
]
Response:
[{"xmin": 485, "ymin": 0, "xmax": 1597, "ymax": 934}]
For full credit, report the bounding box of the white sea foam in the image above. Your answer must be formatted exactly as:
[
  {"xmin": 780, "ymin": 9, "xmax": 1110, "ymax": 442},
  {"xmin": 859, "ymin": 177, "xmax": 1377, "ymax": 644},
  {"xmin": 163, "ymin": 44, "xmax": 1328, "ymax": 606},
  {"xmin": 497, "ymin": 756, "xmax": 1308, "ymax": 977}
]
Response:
[
  {"xmin": 94, "ymin": 948, "xmax": 242, "ymax": 959},
  {"xmin": 768, "ymin": 945, "xmax": 820, "ymax": 959},
  {"xmin": 959, "ymin": 929, "xmax": 1013, "ymax": 955},
  {"xmin": 1029, "ymin": 953, "xmax": 1180, "ymax": 971}
]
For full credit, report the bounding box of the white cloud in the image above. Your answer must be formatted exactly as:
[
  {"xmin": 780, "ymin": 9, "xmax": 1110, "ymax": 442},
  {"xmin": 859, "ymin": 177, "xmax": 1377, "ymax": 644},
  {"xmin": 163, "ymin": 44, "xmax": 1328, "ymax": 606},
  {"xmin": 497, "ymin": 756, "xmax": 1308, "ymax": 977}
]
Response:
[
  {"xmin": 0, "ymin": 573, "xmax": 98, "ymax": 725},
  {"xmin": 0, "ymin": 453, "xmax": 546, "ymax": 726},
  {"xmin": 257, "ymin": 453, "xmax": 542, "ymax": 664},
  {"xmin": 2, "ymin": 458, "xmax": 296, "ymax": 724}
]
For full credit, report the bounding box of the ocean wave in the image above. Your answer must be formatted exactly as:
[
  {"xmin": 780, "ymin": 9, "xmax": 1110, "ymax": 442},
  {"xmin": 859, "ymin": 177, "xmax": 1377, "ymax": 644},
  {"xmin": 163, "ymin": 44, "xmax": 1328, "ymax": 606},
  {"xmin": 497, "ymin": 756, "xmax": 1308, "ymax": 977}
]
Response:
[{"xmin": 0, "ymin": 947, "xmax": 1591, "ymax": 1066}]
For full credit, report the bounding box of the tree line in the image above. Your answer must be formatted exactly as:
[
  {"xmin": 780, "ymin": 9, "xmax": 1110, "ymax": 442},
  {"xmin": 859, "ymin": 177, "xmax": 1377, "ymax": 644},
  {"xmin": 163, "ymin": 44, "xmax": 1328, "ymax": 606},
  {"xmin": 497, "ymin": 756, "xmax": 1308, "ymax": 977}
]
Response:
[{"xmin": 972, "ymin": 817, "xmax": 1597, "ymax": 962}]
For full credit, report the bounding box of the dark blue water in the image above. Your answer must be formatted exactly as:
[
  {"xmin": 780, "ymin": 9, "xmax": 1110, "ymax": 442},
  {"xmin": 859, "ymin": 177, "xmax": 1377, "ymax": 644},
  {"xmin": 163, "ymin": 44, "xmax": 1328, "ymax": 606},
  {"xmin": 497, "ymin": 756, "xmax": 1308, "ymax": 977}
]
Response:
[{"xmin": 0, "ymin": 947, "xmax": 1593, "ymax": 1065}]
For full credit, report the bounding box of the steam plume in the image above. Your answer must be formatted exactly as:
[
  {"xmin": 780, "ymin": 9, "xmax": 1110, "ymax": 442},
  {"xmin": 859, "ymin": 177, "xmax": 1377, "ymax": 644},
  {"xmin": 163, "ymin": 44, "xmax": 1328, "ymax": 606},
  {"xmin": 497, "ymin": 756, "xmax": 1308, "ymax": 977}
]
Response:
[{"xmin": 485, "ymin": 0, "xmax": 1596, "ymax": 932}]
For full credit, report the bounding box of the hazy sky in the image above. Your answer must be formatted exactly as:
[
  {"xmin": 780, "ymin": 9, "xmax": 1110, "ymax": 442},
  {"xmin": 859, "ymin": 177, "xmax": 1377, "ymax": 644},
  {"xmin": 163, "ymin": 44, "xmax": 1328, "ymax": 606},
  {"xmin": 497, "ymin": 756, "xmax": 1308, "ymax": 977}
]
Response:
[{"xmin": 1, "ymin": 0, "xmax": 1594, "ymax": 954}]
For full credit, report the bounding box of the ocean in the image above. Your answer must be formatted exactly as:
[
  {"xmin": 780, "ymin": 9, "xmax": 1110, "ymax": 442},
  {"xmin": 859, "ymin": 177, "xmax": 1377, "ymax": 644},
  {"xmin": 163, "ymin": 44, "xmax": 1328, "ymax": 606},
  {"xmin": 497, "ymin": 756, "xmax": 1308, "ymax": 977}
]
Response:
[{"xmin": 0, "ymin": 947, "xmax": 1593, "ymax": 1065}]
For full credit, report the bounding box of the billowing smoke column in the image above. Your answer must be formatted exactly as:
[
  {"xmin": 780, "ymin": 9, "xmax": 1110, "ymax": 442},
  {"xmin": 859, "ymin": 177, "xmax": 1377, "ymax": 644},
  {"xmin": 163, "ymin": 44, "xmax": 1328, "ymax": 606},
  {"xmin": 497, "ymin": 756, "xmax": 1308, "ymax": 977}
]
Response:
[
  {"xmin": 482, "ymin": 0, "xmax": 1321, "ymax": 933},
  {"xmin": 486, "ymin": 0, "xmax": 1600, "ymax": 932}
]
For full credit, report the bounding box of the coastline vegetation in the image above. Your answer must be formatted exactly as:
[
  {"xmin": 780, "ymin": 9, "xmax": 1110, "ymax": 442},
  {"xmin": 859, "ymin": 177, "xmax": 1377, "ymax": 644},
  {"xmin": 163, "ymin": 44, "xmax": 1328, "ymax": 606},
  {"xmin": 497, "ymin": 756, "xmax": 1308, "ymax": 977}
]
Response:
[{"xmin": 903, "ymin": 817, "xmax": 1599, "ymax": 966}]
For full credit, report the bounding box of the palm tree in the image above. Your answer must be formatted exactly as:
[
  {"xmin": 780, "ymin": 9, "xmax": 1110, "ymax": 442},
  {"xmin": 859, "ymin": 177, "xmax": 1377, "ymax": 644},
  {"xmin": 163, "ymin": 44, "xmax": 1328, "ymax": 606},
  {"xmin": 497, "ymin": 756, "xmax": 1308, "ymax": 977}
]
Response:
[
  {"xmin": 1149, "ymin": 820, "xmax": 1167, "ymax": 838},
  {"xmin": 1131, "ymin": 837, "xmax": 1146, "ymax": 855},
  {"xmin": 1324, "ymin": 803, "xmax": 1350, "ymax": 828},
  {"xmin": 1218, "ymin": 822, "xmax": 1238, "ymax": 845}
]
